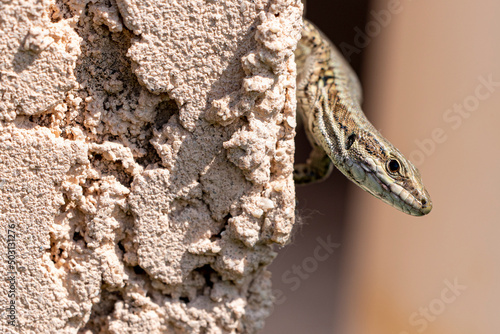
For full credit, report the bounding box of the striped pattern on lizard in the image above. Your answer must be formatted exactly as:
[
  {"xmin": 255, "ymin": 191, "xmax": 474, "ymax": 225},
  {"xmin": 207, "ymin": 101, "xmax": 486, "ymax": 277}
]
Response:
[{"xmin": 294, "ymin": 19, "xmax": 432, "ymax": 216}]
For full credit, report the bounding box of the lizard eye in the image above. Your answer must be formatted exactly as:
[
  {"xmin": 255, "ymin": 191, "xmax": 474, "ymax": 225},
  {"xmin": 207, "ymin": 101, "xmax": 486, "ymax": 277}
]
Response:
[{"xmin": 387, "ymin": 159, "xmax": 400, "ymax": 174}]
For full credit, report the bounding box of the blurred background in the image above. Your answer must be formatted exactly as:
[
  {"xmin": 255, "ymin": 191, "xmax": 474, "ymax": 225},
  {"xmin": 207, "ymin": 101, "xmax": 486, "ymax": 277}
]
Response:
[{"xmin": 263, "ymin": 0, "xmax": 500, "ymax": 333}]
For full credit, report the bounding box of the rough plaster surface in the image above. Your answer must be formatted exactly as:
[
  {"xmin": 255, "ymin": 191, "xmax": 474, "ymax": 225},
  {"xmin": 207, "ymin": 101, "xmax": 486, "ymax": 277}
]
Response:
[{"xmin": 0, "ymin": 0, "xmax": 301, "ymax": 333}]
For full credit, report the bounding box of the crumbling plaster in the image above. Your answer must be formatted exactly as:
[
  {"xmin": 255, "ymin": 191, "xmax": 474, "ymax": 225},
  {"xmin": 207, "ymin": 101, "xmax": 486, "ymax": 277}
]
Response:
[{"xmin": 0, "ymin": 0, "xmax": 302, "ymax": 332}]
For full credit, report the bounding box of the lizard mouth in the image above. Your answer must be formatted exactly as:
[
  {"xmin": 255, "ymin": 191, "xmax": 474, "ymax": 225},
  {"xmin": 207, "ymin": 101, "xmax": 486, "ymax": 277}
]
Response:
[
  {"xmin": 376, "ymin": 183, "xmax": 433, "ymax": 216},
  {"xmin": 362, "ymin": 167, "xmax": 433, "ymax": 216},
  {"xmin": 345, "ymin": 160, "xmax": 432, "ymax": 216}
]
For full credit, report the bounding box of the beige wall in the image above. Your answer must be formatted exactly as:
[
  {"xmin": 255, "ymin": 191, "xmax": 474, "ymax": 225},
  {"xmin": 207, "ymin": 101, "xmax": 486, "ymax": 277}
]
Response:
[{"xmin": 337, "ymin": 0, "xmax": 500, "ymax": 333}]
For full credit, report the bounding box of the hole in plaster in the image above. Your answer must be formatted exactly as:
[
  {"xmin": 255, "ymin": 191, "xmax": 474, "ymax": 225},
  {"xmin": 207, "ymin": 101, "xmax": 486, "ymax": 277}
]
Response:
[
  {"xmin": 133, "ymin": 265, "xmax": 146, "ymax": 275},
  {"xmin": 73, "ymin": 231, "xmax": 84, "ymax": 242},
  {"xmin": 195, "ymin": 264, "xmax": 215, "ymax": 290},
  {"xmin": 210, "ymin": 214, "xmax": 230, "ymax": 241},
  {"xmin": 154, "ymin": 99, "xmax": 178, "ymax": 130},
  {"xmin": 117, "ymin": 240, "xmax": 125, "ymax": 252},
  {"xmin": 210, "ymin": 225, "xmax": 226, "ymax": 242}
]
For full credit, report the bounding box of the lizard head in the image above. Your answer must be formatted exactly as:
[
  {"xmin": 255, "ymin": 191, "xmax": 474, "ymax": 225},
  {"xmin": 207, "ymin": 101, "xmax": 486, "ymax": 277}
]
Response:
[{"xmin": 340, "ymin": 129, "xmax": 433, "ymax": 216}]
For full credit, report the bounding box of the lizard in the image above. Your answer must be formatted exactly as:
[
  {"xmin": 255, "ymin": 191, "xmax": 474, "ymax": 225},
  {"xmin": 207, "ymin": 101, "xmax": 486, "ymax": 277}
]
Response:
[{"xmin": 294, "ymin": 19, "xmax": 432, "ymax": 216}]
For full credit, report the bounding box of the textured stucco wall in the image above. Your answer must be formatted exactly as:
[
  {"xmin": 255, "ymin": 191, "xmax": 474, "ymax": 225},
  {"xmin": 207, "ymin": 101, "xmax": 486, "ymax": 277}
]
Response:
[{"xmin": 0, "ymin": 0, "xmax": 302, "ymax": 333}]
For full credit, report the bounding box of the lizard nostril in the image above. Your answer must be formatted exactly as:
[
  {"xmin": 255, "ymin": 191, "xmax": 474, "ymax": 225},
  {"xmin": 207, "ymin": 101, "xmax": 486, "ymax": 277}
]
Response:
[{"xmin": 421, "ymin": 199, "xmax": 427, "ymax": 205}]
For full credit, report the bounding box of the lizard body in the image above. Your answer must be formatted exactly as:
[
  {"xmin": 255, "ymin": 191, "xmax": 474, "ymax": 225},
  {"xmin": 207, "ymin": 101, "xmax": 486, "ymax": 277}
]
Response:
[{"xmin": 294, "ymin": 20, "xmax": 432, "ymax": 216}]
